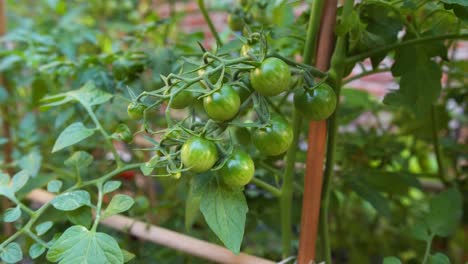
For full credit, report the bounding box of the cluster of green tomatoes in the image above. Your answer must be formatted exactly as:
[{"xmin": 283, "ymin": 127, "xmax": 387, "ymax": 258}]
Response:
[{"xmin": 125, "ymin": 36, "xmax": 337, "ymax": 188}]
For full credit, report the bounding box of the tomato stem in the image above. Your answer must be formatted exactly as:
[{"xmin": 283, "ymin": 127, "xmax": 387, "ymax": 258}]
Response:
[
  {"xmin": 345, "ymin": 33, "xmax": 468, "ymax": 64},
  {"xmin": 280, "ymin": 109, "xmax": 302, "ymax": 258},
  {"xmin": 250, "ymin": 177, "xmax": 281, "ymax": 197},
  {"xmin": 197, "ymin": 0, "xmax": 223, "ymax": 47}
]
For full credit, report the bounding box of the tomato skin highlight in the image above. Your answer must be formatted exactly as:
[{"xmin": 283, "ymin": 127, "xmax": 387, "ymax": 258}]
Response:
[
  {"xmin": 294, "ymin": 83, "xmax": 337, "ymax": 120},
  {"xmin": 203, "ymin": 84, "xmax": 240, "ymax": 121},
  {"xmin": 252, "ymin": 115, "xmax": 293, "ymax": 156},
  {"xmin": 181, "ymin": 137, "xmax": 219, "ymax": 173},
  {"xmin": 127, "ymin": 102, "xmax": 146, "ymax": 120},
  {"xmin": 220, "ymin": 149, "xmax": 255, "ymax": 188},
  {"xmin": 250, "ymin": 58, "xmax": 291, "ymax": 96}
]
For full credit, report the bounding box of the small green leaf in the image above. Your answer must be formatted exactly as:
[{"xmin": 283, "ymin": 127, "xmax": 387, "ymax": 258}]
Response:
[
  {"xmin": 52, "ymin": 122, "xmax": 95, "ymax": 153},
  {"xmin": 35, "ymin": 221, "xmax": 53, "ymax": 236},
  {"xmin": 200, "ymin": 176, "xmax": 248, "ymax": 254},
  {"xmin": 12, "ymin": 170, "xmax": 30, "ymax": 192},
  {"xmin": 47, "ymin": 180, "xmax": 63, "ymax": 193},
  {"xmin": 68, "ymin": 81, "xmax": 113, "ymax": 107},
  {"xmin": 4, "ymin": 205, "xmax": 21, "ymax": 223},
  {"xmin": 64, "ymin": 151, "xmax": 94, "ymax": 168},
  {"xmin": 103, "ymin": 194, "xmax": 135, "ymax": 218},
  {"xmin": 410, "ymin": 219, "xmax": 431, "ymax": 241},
  {"xmin": 19, "ymin": 150, "xmax": 42, "ymax": 177},
  {"xmin": 29, "ymin": 243, "xmax": 46, "ymax": 259},
  {"xmin": 383, "ymin": 256, "xmax": 402, "ymax": 264},
  {"xmin": 51, "ymin": 190, "xmax": 91, "ymax": 211},
  {"xmin": 427, "ymin": 188, "xmax": 462, "ymax": 237},
  {"xmin": 349, "ymin": 180, "xmax": 391, "ymax": 218},
  {"xmin": 103, "ymin": 181, "xmax": 121, "ymax": 194},
  {"xmin": 428, "ymin": 252, "xmax": 451, "ymax": 264},
  {"xmin": 122, "ymin": 249, "xmax": 135, "ymax": 263},
  {"xmin": 66, "ymin": 207, "xmax": 93, "ymax": 229},
  {"xmin": 139, "ymin": 163, "xmax": 154, "ymax": 176},
  {"xmin": 46, "ymin": 225, "xmax": 123, "ymax": 264},
  {"xmin": 0, "ymin": 242, "xmax": 23, "ymax": 263},
  {"xmin": 185, "ymin": 188, "xmax": 201, "ymax": 231}
]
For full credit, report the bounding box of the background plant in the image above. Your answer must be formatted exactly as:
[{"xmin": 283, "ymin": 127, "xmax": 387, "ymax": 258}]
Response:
[{"xmin": 0, "ymin": 0, "xmax": 467, "ymax": 263}]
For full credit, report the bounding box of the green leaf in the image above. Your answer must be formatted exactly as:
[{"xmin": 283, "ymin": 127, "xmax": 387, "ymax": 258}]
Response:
[
  {"xmin": 428, "ymin": 253, "xmax": 451, "ymax": 264},
  {"xmin": 185, "ymin": 187, "xmax": 201, "ymax": 231},
  {"xmin": 0, "ymin": 55, "xmax": 22, "ymax": 72},
  {"xmin": 51, "ymin": 190, "xmax": 91, "ymax": 211},
  {"xmin": 103, "ymin": 194, "xmax": 135, "ymax": 218},
  {"xmin": 29, "ymin": 243, "xmax": 46, "ymax": 259},
  {"xmin": 64, "ymin": 151, "xmax": 94, "ymax": 168},
  {"xmin": 103, "ymin": 181, "xmax": 122, "ymax": 194},
  {"xmin": 4, "ymin": 205, "xmax": 21, "ymax": 223},
  {"xmin": 35, "ymin": 221, "xmax": 53, "ymax": 236},
  {"xmin": 19, "ymin": 150, "xmax": 42, "ymax": 177},
  {"xmin": 52, "ymin": 122, "xmax": 95, "ymax": 153},
  {"xmin": 427, "ymin": 188, "xmax": 462, "ymax": 237},
  {"xmin": 47, "ymin": 180, "xmax": 63, "ymax": 193},
  {"xmin": 0, "ymin": 242, "xmax": 23, "ymax": 263},
  {"xmin": 12, "ymin": 170, "xmax": 30, "ymax": 192},
  {"xmin": 384, "ymin": 42, "xmax": 442, "ymax": 116},
  {"xmin": 46, "ymin": 225, "xmax": 123, "ymax": 264},
  {"xmin": 200, "ymin": 176, "xmax": 248, "ymax": 254},
  {"xmin": 122, "ymin": 249, "xmax": 135, "ymax": 263},
  {"xmin": 383, "ymin": 256, "xmax": 402, "ymax": 264},
  {"xmin": 440, "ymin": 0, "xmax": 468, "ymax": 6},
  {"xmin": 68, "ymin": 81, "xmax": 112, "ymax": 107},
  {"xmin": 66, "ymin": 207, "xmax": 93, "ymax": 229},
  {"xmin": 0, "ymin": 172, "xmax": 9, "ymax": 185},
  {"xmin": 349, "ymin": 180, "xmax": 391, "ymax": 218},
  {"xmin": 31, "ymin": 77, "xmax": 49, "ymax": 106},
  {"xmin": 410, "ymin": 219, "xmax": 432, "ymax": 241}
]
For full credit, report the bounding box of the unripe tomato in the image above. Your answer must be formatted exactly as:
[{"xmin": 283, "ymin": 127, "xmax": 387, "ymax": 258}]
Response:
[
  {"xmin": 250, "ymin": 58, "xmax": 291, "ymax": 96},
  {"xmin": 294, "ymin": 83, "xmax": 337, "ymax": 120},
  {"xmin": 228, "ymin": 14, "xmax": 244, "ymax": 31},
  {"xmin": 170, "ymin": 89, "xmax": 194, "ymax": 109},
  {"xmin": 127, "ymin": 102, "xmax": 146, "ymax": 120},
  {"xmin": 220, "ymin": 149, "xmax": 255, "ymax": 188},
  {"xmin": 203, "ymin": 84, "xmax": 240, "ymax": 121},
  {"xmin": 252, "ymin": 115, "xmax": 293, "ymax": 156},
  {"xmin": 181, "ymin": 137, "xmax": 219, "ymax": 173}
]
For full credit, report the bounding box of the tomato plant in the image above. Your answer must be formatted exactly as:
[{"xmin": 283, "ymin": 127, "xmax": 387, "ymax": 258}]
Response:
[{"xmin": 1, "ymin": 0, "xmax": 467, "ymax": 263}]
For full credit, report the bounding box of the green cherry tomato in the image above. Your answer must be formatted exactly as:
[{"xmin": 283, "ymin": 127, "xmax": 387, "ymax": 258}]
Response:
[
  {"xmin": 203, "ymin": 84, "xmax": 240, "ymax": 121},
  {"xmin": 252, "ymin": 115, "xmax": 293, "ymax": 156},
  {"xmin": 170, "ymin": 90, "xmax": 194, "ymax": 109},
  {"xmin": 127, "ymin": 102, "xmax": 146, "ymax": 120},
  {"xmin": 250, "ymin": 58, "xmax": 291, "ymax": 96},
  {"xmin": 181, "ymin": 137, "xmax": 219, "ymax": 173},
  {"xmin": 220, "ymin": 149, "xmax": 255, "ymax": 188},
  {"xmin": 240, "ymin": 43, "xmax": 262, "ymax": 58},
  {"xmin": 294, "ymin": 83, "xmax": 337, "ymax": 120},
  {"xmin": 227, "ymin": 14, "xmax": 244, "ymax": 31}
]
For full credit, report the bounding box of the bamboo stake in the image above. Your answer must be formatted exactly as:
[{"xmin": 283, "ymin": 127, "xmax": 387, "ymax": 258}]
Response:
[
  {"xmin": 297, "ymin": 1, "xmax": 338, "ymax": 263},
  {"xmin": 26, "ymin": 189, "xmax": 274, "ymax": 264}
]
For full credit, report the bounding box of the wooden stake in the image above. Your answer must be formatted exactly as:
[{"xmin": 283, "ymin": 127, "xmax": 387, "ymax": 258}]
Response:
[
  {"xmin": 297, "ymin": 1, "xmax": 338, "ymax": 263},
  {"xmin": 27, "ymin": 189, "xmax": 275, "ymax": 264}
]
